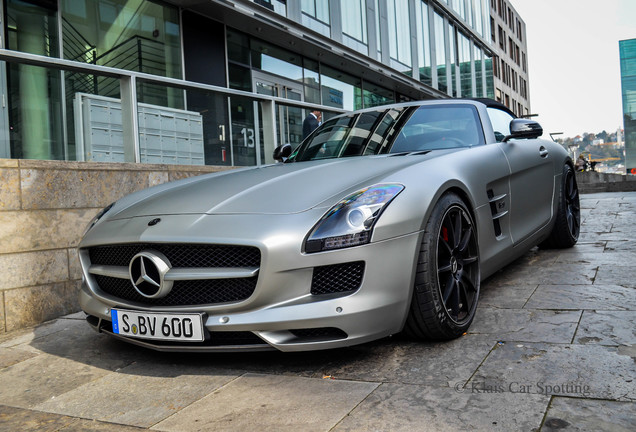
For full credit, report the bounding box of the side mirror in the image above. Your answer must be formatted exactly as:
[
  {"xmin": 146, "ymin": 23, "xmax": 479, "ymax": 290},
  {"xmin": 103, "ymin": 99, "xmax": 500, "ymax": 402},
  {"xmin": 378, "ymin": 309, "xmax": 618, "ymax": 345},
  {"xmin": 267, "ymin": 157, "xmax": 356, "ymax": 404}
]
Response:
[
  {"xmin": 273, "ymin": 143, "xmax": 292, "ymax": 162},
  {"xmin": 502, "ymin": 119, "xmax": 543, "ymax": 142}
]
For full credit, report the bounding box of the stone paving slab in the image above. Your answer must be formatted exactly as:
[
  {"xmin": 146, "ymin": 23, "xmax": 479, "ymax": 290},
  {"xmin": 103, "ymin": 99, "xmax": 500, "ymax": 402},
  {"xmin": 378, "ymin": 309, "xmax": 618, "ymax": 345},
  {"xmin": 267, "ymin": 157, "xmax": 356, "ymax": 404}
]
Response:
[
  {"xmin": 594, "ymin": 266, "xmax": 636, "ymax": 288},
  {"xmin": 315, "ymin": 335, "xmax": 495, "ymax": 387},
  {"xmin": 470, "ymin": 342, "xmax": 636, "ymax": 401},
  {"xmin": 574, "ymin": 310, "xmax": 636, "ymax": 346},
  {"xmin": 0, "ymin": 354, "xmax": 119, "ymax": 408},
  {"xmin": 541, "ymin": 397, "xmax": 636, "ymax": 432},
  {"xmin": 469, "ymin": 308, "xmax": 581, "ymax": 343},
  {"xmin": 331, "ymin": 384, "xmax": 549, "ymax": 432},
  {"xmin": 152, "ymin": 373, "xmax": 379, "ymax": 432},
  {"xmin": 0, "ymin": 405, "xmax": 146, "ymax": 432},
  {"xmin": 35, "ymin": 362, "xmax": 240, "ymax": 428},
  {"xmin": 524, "ymin": 284, "xmax": 636, "ymax": 311},
  {"xmin": 478, "ymin": 283, "xmax": 538, "ymax": 309},
  {"xmin": 0, "ymin": 191, "xmax": 634, "ymax": 431}
]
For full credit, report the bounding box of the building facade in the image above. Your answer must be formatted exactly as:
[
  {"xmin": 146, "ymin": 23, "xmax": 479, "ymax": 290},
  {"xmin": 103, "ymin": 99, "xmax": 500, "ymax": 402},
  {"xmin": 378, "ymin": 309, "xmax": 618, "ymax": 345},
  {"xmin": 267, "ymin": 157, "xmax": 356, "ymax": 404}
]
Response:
[
  {"xmin": 0, "ymin": 0, "xmax": 502, "ymax": 168},
  {"xmin": 620, "ymin": 38, "xmax": 636, "ymax": 175},
  {"xmin": 0, "ymin": 0, "xmax": 530, "ymax": 332},
  {"xmin": 487, "ymin": 0, "xmax": 529, "ymax": 117}
]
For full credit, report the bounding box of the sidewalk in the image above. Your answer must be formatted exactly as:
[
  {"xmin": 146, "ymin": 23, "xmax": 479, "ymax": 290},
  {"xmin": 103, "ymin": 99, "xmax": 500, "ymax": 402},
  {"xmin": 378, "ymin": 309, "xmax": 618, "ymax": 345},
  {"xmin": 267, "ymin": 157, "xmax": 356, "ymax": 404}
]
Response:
[{"xmin": 1, "ymin": 192, "xmax": 635, "ymax": 431}]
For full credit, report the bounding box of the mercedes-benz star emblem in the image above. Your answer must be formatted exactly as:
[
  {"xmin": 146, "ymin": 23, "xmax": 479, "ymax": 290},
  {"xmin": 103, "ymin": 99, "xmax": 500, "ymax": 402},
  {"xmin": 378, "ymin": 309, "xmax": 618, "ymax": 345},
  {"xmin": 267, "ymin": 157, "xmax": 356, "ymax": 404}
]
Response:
[{"xmin": 129, "ymin": 250, "xmax": 173, "ymax": 298}]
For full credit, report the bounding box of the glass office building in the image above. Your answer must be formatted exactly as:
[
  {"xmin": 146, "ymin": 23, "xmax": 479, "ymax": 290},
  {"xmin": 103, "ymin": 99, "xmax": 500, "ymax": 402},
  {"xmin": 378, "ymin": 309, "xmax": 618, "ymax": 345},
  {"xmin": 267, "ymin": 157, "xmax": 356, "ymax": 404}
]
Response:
[
  {"xmin": 0, "ymin": 0, "xmax": 497, "ymax": 167},
  {"xmin": 620, "ymin": 38, "xmax": 636, "ymax": 174}
]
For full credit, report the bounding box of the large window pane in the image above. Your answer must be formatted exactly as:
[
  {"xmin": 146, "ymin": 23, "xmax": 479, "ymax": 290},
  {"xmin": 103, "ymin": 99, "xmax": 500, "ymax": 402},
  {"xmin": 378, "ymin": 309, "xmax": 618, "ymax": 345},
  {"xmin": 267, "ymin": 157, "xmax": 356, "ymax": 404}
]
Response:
[
  {"xmin": 250, "ymin": 40, "xmax": 303, "ymax": 82},
  {"xmin": 448, "ymin": 23, "xmax": 457, "ymax": 97},
  {"xmin": 475, "ymin": 45, "xmax": 484, "ymax": 97},
  {"xmin": 363, "ymin": 83, "xmax": 395, "ymax": 108},
  {"xmin": 485, "ymin": 55, "xmax": 495, "ymax": 99},
  {"xmin": 433, "ymin": 12, "xmax": 448, "ymax": 94},
  {"xmin": 5, "ymin": 0, "xmax": 62, "ymax": 160},
  {"xmin": 458, "ymin": 32, "xmax": 472, "ymax": 97},
  {"xmin": 321, "ymin": 66, "xmax": 362, "ymax": 111},
  {"xmin": 342, "ymin": 0, "xmax": 367, "ymax": 43},
  {"xmin": 416, "ymin": 1, "xmax": 432, "ymax": 87},
  {"xmin": 387, "ymin": 0, "xmax": 412, "ymax": 71},
  {"xmin": 304, "ymin": 59, "xmax": 321, "ymax": 104},
  {"xmin": 61, "ymin": 0, "xmax": 182, "ymax": 107},
  {"xmin": 301, "ymin": 0, "xmax": 330, "ymax": 36}
]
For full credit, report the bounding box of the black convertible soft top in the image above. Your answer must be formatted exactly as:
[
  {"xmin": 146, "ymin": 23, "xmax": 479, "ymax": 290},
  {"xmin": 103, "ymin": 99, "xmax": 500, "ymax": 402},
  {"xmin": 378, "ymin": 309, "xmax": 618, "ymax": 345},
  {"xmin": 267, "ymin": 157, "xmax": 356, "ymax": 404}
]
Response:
[{"xmin": 468, "ymin": 98, "xmax": 517, "ymax": 118}]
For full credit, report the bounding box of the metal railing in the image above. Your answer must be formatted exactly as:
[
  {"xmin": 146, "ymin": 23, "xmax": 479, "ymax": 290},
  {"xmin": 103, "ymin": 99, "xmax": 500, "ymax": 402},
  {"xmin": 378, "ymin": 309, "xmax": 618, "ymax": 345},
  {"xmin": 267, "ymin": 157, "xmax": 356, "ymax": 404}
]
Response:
[{"xmin": 0, "ymin": 48, "xmax": 346, "ymax": 165}]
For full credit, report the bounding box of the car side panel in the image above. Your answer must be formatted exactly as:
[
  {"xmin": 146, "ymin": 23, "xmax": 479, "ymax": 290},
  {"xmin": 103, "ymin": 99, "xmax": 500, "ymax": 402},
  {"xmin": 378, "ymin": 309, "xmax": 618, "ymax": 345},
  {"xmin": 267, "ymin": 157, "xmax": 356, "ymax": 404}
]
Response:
[
  {"xmin": 373, "ymin": 143, "xmax": 513, "ymax": 280},
  {"xmin": 498, "ymin": 138, "xmax": 555, "ymax": 244}
]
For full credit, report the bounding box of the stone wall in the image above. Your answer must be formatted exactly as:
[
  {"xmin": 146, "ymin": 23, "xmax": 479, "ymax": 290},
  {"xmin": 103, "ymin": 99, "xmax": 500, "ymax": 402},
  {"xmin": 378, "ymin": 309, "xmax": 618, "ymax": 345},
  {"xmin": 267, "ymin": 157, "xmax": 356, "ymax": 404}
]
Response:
[
  {"xmin": 576, "ymin": 171, "xmax": 636, "ymax": 194},
  {"xmin": 0, "ymin": 159, "xmax": 233, "ymax": 333}
]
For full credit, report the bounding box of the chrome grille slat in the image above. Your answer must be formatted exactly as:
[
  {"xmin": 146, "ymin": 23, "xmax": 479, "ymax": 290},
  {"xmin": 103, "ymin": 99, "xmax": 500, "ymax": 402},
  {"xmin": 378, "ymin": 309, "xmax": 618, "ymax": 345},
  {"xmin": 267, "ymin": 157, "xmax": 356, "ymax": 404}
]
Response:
[{"xmin": 88, "ymin": 265, "xmax": 260, "ymax": 280}]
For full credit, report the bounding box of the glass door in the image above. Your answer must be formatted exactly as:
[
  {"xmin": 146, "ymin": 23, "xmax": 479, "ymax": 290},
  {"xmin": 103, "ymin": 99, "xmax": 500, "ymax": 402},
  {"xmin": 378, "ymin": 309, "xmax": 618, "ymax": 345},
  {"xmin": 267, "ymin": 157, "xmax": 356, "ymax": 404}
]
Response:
[{"xmin": 252, "ymin": 71, "xmax": 305, "ymax": 157}]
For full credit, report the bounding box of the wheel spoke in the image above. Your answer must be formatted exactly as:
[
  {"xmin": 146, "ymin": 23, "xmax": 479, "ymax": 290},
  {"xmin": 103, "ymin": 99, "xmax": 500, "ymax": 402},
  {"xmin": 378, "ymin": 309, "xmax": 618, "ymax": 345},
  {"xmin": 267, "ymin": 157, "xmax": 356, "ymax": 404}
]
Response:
[
  {"xmin": 439, "ymin": 234, "xmax": 453, "ymax": 255},
  {"xmin": 452, "ymin": 211, "xmax": 462, "ymax": 249},
  {"xmin": 449, "ymin": 283, "xmax": 461, "ymax": 315},
  {"xmin": 442, "ymin": 275, "xmax": 456, "ymax": 303},
  {"xmin": 458, "ymin": 225, "xmax": 473, "ymax": 253},
  {"xmin": 460, "ymin": 273, "xmax": 477, "ymax": 293},
  {"xmin": 438, "ymin": 260, "xmax": 452, "ymax": 274},
  {"xmin": 461, "ymin": 255, "xmax": 478, "ymax": 266}
]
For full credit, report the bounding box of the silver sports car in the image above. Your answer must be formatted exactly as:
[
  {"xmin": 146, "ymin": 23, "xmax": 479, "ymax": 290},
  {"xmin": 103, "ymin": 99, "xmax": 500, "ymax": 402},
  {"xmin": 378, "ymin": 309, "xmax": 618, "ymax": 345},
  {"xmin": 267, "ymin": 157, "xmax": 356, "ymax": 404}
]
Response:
[{"xmin": 78, "ymin": 99, "xmax": 580, "ymax": 352}]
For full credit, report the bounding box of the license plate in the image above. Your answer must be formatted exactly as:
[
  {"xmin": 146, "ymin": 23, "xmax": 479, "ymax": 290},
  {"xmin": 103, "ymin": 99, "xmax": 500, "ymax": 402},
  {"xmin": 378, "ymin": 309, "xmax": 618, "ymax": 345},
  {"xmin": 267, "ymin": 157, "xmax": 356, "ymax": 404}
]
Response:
[{"xmin": 111, "ymin": 309, "xmax": 204, "ymax": 342}]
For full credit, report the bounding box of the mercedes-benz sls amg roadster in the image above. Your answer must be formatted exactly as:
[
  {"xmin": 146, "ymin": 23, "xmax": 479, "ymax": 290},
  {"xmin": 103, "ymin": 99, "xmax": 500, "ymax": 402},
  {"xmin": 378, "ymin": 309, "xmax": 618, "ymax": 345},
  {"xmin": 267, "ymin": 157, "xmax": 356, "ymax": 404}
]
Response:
[{"xmin": 78, "ymin": 99, "xmax": 580, "ymax": 352}]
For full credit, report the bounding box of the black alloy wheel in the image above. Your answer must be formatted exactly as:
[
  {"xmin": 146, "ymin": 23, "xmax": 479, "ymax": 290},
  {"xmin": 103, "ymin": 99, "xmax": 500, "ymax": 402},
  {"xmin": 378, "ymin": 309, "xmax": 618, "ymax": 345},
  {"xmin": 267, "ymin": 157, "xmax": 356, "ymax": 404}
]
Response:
[
  {"xmin": 437, "ymin": 205, "xmax": 480, "ymax": 323},
  {"xmin": 564, "ymin": 168, "xmax": 581, "ymax": 240},
  {"xmin": 404, "ymin": 193, "xmax": 480, "ymax": 340},
  {"xmin": 540, "ymin": 164, "xmax": 580, "ymax": 249}
]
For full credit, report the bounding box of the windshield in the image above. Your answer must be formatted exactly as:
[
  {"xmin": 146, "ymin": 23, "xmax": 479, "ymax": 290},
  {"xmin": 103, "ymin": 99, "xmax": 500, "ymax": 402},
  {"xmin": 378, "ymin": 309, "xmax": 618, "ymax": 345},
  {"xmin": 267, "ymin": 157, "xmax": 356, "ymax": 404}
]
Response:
[
  {"xmin": 287, "ymin": 104, "xmax": 484, "ymax": 162},
  {"xmin": 288, "ymin": 108, "xmax": 411, "ymax": 162}
]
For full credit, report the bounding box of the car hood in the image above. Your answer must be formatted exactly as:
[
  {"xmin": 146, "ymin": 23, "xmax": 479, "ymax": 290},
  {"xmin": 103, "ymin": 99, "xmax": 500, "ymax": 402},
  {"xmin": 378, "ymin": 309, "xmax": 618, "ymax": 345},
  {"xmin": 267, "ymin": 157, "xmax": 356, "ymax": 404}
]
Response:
[{"xmin": 109, "ymin": 153, "xmax": 444, "ymax": 218}]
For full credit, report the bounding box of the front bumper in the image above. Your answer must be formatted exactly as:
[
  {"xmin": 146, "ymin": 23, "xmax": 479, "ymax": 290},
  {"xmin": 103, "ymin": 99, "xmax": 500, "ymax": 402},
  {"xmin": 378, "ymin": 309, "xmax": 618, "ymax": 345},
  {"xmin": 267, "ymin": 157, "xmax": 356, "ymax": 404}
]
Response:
[{"xmin": 79, "ymin": 213, "xmax": 422, "ymax": 352}]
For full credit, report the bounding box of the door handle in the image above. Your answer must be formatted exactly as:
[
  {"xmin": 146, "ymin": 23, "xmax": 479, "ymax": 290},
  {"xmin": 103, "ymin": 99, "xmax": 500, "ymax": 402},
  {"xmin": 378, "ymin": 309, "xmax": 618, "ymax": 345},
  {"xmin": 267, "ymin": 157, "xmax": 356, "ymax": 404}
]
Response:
[{"xmin": 539, "ymin": 146, "xmax": 549, "ymax": 158}]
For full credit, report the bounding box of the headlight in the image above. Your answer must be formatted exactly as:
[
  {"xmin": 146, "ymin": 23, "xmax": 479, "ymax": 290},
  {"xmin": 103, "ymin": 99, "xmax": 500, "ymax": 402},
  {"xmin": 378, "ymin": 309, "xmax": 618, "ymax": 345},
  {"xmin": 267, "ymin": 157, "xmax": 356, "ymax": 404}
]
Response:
[
  {"xmin": 304, "ymin": 184, "xmax": 404, "ymax": 253},
  {"xmin": 83, "ymin": 202, "xmax": 115, "ymax": 236}
]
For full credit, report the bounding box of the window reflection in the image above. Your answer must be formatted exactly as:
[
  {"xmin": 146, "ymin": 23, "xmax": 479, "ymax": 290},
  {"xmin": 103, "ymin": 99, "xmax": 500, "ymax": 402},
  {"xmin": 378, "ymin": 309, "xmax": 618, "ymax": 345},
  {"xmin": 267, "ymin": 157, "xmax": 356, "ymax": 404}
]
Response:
[
  {"xmin": 301, "ymin": 0, "xmax": 330, "ymax": 36},
  {"xmin": 342, "ymin": 0, "xmax": 367, "ymax": 43},
  {"xmin": 433, "ymin": 12, "xmax": 448, "ymax": 94},
  {"xmin": 321, "ymin": 66, "xmax": 362, "ymax": 111},
  {"xmin": 387, "ymin": 0, "xmax": 412, "ymax": 71},
  {"xmin": 458, "ymin": 32, "xmax": 472, "ymax": 97},
  {"xmin": 416, "ymin": 1, "xmax": 432, "ymax": 87}
]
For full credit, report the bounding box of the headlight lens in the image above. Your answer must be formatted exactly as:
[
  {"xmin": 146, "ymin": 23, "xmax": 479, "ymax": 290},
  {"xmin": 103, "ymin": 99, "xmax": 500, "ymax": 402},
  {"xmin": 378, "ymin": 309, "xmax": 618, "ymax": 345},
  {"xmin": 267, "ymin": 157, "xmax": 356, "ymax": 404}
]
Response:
[
  {"xmin": 83, "ymin": 202, "xmax": 115, "ymax": 236},
  {"xmin": 305, "ymin": 184, "xmax": 404, "ymax": 253}
]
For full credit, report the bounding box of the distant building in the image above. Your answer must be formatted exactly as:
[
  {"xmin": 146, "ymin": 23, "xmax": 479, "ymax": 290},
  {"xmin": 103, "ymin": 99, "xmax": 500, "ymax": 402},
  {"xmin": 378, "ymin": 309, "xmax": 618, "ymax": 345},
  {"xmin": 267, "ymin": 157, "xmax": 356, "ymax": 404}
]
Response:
[
  {"xmin": 620, "ymin": 38, "xmax": 636, "ymax": 175},
  {"xmin": 488, "ymin": 0, "xmax": 530, "ymax": 117}
]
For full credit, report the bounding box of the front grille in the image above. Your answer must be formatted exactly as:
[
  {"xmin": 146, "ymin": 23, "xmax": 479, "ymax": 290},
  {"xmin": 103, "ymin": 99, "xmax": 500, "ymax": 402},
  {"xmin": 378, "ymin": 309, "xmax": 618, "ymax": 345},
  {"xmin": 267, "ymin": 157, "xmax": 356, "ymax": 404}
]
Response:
[
  {"xmin": 87, "ymin": 243, "xmax": 261, "ymax": 307},
  {"xmin": 311, "ymin": 261, "xmax": 365, "ymax": 295},
  {"xmin": 89, "ymin": 244, "xmax": 260, "ymax": 268},
  {"xmin": 94, "ymin": 275, "xmax": 257, "ymax": 306}
]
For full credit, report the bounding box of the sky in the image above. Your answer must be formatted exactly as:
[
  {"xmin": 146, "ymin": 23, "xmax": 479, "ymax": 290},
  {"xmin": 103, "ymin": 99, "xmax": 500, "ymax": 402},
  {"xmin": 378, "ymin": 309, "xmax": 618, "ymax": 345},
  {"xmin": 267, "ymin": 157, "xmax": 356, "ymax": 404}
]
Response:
[{"xmin": 511, "ymin": 0, "xmax": 636, "ymax": 138}]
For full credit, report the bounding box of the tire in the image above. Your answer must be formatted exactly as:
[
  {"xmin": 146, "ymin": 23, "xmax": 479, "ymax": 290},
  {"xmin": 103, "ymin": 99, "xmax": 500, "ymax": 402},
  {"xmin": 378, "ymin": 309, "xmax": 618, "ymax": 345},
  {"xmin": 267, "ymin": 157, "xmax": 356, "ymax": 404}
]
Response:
[
  {"xmin": 539, "ymin": 164, "xmax": 580, "ymax": 249},
  {"xmin": 404, "ymin": 193, "xmax": 480, "ymax": 341}
]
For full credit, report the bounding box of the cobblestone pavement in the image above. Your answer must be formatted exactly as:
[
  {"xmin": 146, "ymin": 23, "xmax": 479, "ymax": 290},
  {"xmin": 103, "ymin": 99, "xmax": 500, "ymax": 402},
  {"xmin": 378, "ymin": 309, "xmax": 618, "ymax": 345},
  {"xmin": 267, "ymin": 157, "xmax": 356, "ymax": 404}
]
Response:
[{"xmin": 1, "ymin": 192, "xmax": 635, "ymax": 431}]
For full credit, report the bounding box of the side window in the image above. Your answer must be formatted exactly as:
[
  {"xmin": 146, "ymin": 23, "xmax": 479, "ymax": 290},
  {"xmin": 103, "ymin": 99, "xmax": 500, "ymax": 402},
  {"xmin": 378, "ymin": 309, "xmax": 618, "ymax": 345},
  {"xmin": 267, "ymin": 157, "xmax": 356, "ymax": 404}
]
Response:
[{"xmin": 487, "ymin": 107, "xmax": 515, "ymax": 142}]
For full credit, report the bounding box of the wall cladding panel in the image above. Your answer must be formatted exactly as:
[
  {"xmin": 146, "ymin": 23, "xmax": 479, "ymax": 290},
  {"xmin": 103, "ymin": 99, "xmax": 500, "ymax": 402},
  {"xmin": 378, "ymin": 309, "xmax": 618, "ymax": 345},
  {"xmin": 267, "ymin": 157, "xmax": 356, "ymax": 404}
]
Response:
[{"xmin": 0, "ymin": 159, "xmax": 232, "ymax": 333}]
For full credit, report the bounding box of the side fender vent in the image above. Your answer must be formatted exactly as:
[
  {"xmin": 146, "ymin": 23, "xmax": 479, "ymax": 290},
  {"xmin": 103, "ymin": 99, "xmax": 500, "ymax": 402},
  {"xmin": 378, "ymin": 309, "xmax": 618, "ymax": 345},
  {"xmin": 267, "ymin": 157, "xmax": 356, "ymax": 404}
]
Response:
[{"xmin": 487, "ymin": 189, "xmax": 508, "ymax": 238}]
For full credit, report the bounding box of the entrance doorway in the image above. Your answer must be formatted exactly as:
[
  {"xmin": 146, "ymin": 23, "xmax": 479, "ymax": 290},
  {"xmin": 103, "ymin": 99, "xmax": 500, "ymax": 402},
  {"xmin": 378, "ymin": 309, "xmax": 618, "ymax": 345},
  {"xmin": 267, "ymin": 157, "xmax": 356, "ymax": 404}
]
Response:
[{"xmin": 252, "ymin": 71, "xmax": 305, "ymax": 152}]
